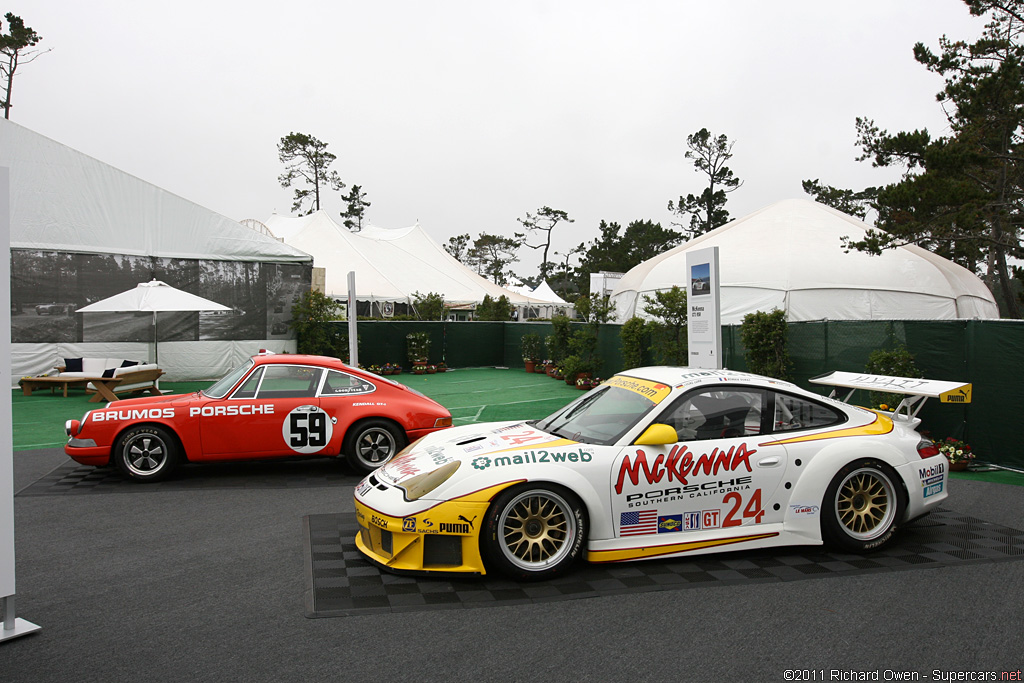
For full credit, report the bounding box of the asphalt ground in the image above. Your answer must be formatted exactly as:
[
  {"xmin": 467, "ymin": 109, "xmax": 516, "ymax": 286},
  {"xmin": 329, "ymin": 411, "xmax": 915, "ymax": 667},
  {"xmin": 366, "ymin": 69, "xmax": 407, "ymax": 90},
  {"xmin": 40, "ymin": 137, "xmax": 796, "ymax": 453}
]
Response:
[{"xmin": 3, "ymin": 369, "xmax": 1023, "ymax": 681}]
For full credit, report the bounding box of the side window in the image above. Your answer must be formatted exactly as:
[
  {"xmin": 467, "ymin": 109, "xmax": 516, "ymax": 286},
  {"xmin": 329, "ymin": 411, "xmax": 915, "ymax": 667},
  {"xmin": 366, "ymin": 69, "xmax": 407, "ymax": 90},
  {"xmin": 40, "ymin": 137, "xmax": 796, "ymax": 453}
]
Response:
[
  {"xmin": 773, "ymin": 393, "xmax": 845, "ymax": 432},
  {"xmin": 250, "ymin": 365, "xmax": 323, "ymax": 399},
  {"xmin": 320, "ymin": 370, "xmax": 375, "ymax": 396},
  {"xmin": 657, "ymin": 388, "xmax": 765, "ymax": 441},
  {"xmin": 232, "ymin": 367, "xmax": 264, "ymax": 399}
]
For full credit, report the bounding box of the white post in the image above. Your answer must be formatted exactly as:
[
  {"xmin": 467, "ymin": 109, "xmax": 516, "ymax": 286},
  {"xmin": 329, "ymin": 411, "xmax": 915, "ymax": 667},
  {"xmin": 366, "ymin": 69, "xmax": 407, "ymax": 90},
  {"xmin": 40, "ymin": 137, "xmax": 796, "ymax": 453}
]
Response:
[
  {"xmin": 686, "ymin": 246, "xmax": 723, "ymax": 370},
  {"xmin": 347, "ymin": 271, "xmax": 358, "ymax": 367},
  {"xmin": 1, "ymin": 166, "xmax": 42, "ymax": 641}
]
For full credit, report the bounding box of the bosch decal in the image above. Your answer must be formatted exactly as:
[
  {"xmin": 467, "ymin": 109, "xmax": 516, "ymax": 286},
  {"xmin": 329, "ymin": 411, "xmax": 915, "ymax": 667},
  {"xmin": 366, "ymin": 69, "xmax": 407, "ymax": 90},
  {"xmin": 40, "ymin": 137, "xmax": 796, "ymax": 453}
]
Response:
[
  {"xmin": 189, "ymin": 404, "xmax": 275, "ymax": 417},
  {"xmin": 91, "ymin": 408, "xmax": 175, "ymax": 422},
  {"xmin": 614, "ymin": 442, "xmax": 755, "ymax": 494},
  {"xmin": 471, "ymin": 449, "xmax": 593, "ymax": 470}
]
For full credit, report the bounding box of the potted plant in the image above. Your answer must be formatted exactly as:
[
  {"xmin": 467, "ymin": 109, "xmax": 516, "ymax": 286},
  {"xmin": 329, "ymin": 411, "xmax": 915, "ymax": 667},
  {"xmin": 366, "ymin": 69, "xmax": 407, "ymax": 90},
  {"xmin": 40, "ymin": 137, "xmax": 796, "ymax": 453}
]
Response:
[
  {"xmin": 521, "ymin": 333, "xmax": 542, "ymax": 372},
  {"xmin": 436, "ymin": 361, "xmax": 447, "ymax": 372},
  {"xmin": 426, "ymin": 364, "xmax": 437, "ymax": 374},
  {"xmin": 938, "ymin": 437, "xmax": 975, "ymax": 471},
  {"xmin": 406, "ymin": 331, "xmax": 431, "ymax": 371}
]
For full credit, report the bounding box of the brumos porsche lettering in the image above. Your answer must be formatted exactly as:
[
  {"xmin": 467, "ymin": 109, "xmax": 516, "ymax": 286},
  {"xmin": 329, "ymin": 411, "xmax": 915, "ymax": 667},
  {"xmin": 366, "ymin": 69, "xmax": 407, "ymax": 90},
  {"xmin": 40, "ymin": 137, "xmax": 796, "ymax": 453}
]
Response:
[
  {"xmin": 615, "ymin": 443, "xmax": 755, "ymax": 494},
  {"xmin": 92, "ymin": 408, "xmax": 175, "ymax": 422},
  {"xmin": 189, "ymin": 404, "xmax": 275, "ymax": 417}
]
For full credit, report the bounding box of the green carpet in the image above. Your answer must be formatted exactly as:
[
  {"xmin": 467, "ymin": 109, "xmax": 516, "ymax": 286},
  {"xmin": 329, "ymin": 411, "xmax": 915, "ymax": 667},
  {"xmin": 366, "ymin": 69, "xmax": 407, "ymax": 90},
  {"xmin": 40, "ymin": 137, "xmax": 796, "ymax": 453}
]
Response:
[{"xmin": 12, "ymin": 367, "xmax": 1024, "ymax": 488}]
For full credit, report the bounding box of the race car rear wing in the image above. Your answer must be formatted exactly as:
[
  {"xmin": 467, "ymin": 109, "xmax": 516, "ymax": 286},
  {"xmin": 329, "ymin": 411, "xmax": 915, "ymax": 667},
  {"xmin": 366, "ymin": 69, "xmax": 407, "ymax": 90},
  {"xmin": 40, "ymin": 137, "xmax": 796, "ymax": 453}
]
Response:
[{"xmin": 809, "ymin": 371, "xmax": 972, "ymax": 421}]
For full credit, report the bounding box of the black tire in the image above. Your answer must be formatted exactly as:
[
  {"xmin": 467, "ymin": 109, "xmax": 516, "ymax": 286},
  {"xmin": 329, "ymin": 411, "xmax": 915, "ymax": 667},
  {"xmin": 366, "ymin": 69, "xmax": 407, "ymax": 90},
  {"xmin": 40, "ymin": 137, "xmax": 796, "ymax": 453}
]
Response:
[
  {"xmin": 114, "ymin": 425, "xmax": 181, "ymax": 482},
  {"xmin": 343, "ymin": 419, "xmax": 406, "ymax": 474},
  {"xmin": 481, "ymin": 483, "xmax": 587, "ymax": 581},
  {"xmin": 821, "ymin": 459, "xmax": 905, "ymax": 552}
]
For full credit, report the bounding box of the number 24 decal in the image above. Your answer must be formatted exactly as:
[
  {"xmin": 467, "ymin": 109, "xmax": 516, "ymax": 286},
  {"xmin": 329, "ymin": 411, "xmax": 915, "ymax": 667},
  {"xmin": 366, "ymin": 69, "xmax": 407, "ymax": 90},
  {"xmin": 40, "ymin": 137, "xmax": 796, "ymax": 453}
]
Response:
[{"xmin": 723, "ymin": 489, "xmax": 764, "ymax": 527}]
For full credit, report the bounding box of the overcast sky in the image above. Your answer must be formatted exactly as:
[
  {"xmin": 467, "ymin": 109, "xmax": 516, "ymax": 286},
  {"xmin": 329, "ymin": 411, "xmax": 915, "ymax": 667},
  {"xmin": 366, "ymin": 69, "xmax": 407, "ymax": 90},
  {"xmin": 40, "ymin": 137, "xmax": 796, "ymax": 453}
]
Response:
[{"xmin": 8, "ymin": 1, "xmax": 987, "ymax": 275}]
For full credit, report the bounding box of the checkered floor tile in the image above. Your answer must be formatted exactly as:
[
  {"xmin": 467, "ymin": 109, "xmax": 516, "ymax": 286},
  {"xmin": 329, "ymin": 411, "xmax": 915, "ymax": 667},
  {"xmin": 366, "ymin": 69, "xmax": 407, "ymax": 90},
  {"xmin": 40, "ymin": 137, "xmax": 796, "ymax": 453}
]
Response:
[
  {"xmin": 302, "ymin": 508, "xmax": 1024, "ymax": 618},
  {"xmin": 17, "ymin": 458, "xmax": 362, "ymax": 495}
]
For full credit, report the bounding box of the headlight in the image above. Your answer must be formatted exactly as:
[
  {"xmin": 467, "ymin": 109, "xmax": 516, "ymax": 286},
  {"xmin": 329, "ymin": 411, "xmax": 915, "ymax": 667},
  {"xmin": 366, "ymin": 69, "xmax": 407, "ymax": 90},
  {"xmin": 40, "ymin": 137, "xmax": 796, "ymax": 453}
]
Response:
[{"xmin": 398, "ymin": 460, "xmax": 461, "ymax": 501}]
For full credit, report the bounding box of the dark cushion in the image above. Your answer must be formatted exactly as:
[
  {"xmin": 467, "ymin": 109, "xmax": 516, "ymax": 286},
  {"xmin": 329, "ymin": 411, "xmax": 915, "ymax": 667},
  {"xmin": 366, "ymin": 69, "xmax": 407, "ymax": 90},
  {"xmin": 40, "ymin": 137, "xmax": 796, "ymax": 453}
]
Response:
[
  {"xmin": 102, "ymin": 368, "xmax": 116, "ymax": 378},
  {"xmin": 120, "ymin": 360, "xmax": 139, "ymax": 368},
  {"xmin": 64, "ymin": 358, "xmax": 83, "ymax": 372}
]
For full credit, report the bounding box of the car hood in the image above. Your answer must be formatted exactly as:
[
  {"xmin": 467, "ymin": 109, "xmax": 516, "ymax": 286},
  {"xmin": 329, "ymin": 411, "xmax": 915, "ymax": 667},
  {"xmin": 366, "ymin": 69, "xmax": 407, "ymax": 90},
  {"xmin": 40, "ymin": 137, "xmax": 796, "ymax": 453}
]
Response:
[{"xmin": 375, "ymin": 420, "xmax": 582, "ymax": 487}]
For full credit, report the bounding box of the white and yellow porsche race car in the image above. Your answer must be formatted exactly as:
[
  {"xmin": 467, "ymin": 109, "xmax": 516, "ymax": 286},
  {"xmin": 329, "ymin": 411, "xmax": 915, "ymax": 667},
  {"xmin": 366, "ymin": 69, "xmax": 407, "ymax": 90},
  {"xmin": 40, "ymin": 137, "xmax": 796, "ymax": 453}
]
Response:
[{"xmin": 354, "ymin": 367, "xmax": 969, "ymax": 580}]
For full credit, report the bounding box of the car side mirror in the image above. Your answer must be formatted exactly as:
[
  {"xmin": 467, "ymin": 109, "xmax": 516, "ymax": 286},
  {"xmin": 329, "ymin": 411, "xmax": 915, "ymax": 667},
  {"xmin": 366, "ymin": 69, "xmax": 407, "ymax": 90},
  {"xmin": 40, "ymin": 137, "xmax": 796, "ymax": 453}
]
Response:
[{"xmin": 634, "ymin": 423, "xmax": 678, "ymax": 446}]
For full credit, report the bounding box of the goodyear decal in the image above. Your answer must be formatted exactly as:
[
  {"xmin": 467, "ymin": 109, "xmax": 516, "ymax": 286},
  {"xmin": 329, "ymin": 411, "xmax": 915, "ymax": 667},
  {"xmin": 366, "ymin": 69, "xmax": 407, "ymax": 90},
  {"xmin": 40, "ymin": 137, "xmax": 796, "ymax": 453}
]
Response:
[{"xmin": 604, "ymin": 376, "xmax": 673, "ymax": 404}]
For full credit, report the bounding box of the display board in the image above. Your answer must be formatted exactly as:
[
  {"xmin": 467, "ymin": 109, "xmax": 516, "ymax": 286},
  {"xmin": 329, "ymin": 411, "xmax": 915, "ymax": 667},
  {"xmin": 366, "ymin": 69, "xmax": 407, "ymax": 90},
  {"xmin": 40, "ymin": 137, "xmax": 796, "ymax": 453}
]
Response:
[{"xmin": 685, "ymin": 246, "xmax": 723, "ymax": 369}]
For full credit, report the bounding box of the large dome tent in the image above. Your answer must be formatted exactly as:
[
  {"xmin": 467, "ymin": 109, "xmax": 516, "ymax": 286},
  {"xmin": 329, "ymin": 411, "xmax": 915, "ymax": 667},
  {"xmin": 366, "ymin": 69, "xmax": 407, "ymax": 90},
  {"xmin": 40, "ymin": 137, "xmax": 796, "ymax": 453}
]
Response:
[
  {"xmin": 610, "ymin": 199, "xmax": 999, "ymax": 324},
  {"xmin": 263, "ymin": 211, "xmax": 552, "ymax": 315}
]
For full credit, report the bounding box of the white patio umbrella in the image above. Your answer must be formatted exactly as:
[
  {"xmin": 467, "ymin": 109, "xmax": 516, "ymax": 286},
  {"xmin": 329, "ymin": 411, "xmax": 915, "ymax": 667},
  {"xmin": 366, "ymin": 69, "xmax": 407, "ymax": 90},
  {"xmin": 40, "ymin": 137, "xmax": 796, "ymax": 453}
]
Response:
[{"xmin": 76, "ymin": 280, "xmax": 232, "ymax": 366}]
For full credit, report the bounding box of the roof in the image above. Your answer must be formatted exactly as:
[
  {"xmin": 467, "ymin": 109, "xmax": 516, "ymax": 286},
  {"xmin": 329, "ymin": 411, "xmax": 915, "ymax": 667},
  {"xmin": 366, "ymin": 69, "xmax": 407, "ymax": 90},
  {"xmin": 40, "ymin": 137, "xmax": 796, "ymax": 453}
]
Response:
[
  {"xmin": 611, "ymin": 199, "xmax": 999, "ymax": 323},
  {"xmin": 263, "ymin": 210, "xmax": 549, "ymax": 305},
  {"xmin": 0, "ymin": 118, "xmax": 312, "ymax": 263}
]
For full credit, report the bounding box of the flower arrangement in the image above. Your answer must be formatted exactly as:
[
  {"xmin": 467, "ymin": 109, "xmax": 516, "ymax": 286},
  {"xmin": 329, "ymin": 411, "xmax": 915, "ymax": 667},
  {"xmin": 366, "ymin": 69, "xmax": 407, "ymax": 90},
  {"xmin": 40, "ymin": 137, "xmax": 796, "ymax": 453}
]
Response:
[
  {"xmin": 368, "ymin": 364, "xmax": 383, "ymax": 375},
  {"xmin": 426, "ymin": 364, "xmax": 437, "ymax": 374},
  {"xmin": 938, "ymin": 437, "xmax": 975, "ymax": 465}
]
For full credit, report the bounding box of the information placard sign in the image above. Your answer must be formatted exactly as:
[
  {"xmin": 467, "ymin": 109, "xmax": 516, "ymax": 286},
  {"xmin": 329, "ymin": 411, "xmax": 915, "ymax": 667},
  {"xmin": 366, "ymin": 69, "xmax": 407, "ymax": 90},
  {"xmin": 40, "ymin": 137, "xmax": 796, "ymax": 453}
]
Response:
[{"xmin": 685, "ymin": 246, "xmax": 722, "ymax": 369}]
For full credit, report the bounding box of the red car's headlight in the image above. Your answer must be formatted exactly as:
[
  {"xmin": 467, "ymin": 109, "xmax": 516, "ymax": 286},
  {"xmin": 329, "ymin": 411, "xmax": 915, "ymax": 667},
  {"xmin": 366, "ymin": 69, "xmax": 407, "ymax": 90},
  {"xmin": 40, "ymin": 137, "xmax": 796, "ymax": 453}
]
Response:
[
  {"xmin": 434, "ymin": 417, "xmax": 452, "ymax": 428},
  {"xmin": 65, "ymin": 419, "xmax": 81, "ymax": 436}
]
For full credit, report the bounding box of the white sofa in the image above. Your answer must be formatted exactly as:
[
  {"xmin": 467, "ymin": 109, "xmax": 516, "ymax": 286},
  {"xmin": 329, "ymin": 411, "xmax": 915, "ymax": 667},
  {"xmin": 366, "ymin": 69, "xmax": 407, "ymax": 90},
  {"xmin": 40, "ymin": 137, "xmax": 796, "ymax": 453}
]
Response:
[{"xmin": 56, "ymin": 358, "xmax": 164, "ymax": 396}]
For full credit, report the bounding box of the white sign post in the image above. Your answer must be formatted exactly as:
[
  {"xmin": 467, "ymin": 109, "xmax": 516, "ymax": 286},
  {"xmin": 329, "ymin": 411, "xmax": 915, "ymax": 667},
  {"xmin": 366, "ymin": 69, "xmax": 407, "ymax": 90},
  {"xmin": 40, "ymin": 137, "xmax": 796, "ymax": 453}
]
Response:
[
  {"xmin": 685, "ymin": 246, "xmax": 723, "ymax": 369},
  {"xmin": 1, "ymin": 166, "xmax": 42, "ymax": 641},
  {"xmin": 347, "ymin": 271, "xmax": 358, "ymax": 367}
]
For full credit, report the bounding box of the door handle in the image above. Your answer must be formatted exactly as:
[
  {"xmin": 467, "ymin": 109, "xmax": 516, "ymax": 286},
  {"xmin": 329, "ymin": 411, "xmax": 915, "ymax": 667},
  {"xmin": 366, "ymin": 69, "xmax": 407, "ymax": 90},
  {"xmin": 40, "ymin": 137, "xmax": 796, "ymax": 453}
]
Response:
[{"xmin": 757, "ymin": 456, "xmax": 781, "ymax": 468}]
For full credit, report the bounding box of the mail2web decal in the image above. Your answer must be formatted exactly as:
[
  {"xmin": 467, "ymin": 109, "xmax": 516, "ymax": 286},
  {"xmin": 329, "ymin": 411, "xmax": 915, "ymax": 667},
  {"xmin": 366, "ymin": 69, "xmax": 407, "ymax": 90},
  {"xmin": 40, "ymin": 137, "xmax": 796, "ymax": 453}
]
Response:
[{"xmin": 282, "ymin": 405, "xmax": 333, "ymax": 454}]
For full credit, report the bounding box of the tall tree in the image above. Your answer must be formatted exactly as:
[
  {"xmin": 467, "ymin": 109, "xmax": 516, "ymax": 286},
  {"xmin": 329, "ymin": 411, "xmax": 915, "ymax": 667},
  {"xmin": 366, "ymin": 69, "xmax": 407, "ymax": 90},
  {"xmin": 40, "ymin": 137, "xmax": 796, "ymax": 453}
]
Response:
[
  {"xmin": 571, "ymin": 219, "xmax": 683, "ymax": 292},
  {"xmin": 516, "ymin": 206, "xmax": 573, "ymax": 280},
  {"xmin": 277, "ymin": 133, "xmax": 345, "ymax": 216},
  {"xmin": 668, "ymin": 128, "xmax": 742, "ymax": 237},
  {"xmin": 444, "ymin": 233, "xmax": 471, "ymax": 262},
  {"xmin": 801, "ymin": 179, "xmax": 878, "ymax": 220},
  {"xmin": 466, "ymin": 233, "xmax": 520, "ymax": 286},
  {"xmin": 1, "ymin": 13, "xmax": 47, "ymax": 120},
  {"xmin": 847, "ymin": 0, "xmax": 1024, "ymax": 317},
  {"xmin": 339, "ymin": 184, "xmax": 370, "ymax": 231}
]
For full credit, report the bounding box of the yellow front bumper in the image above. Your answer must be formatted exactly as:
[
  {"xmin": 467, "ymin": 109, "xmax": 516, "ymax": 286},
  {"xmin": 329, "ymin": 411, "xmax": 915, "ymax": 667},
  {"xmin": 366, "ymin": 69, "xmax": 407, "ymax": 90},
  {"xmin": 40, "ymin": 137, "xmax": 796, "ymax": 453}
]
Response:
[{"xmin": 355, "ymin": 496, "xmax": 493, "ymax": 575}]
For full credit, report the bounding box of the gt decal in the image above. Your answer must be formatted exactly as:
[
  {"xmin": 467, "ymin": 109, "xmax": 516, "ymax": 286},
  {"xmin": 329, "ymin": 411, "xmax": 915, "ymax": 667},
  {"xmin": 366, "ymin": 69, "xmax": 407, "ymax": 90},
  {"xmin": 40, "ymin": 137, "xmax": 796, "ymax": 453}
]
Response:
[
  {"xmin": 189, "ymin": 404, "xmax": 275, "ymax": 417},
  {"xmin": 282, "ymin": 406, "xmax": 333, "ymax": 454}
]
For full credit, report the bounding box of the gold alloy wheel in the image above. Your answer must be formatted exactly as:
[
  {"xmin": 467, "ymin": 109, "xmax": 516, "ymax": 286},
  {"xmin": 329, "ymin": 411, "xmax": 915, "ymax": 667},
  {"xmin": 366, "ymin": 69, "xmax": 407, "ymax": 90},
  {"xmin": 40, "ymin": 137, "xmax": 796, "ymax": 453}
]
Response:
[
  {"xmin": 498, "ymin": 490, "xmax": 576, "ymax": 570},
  {"xmin": 835, "ymin": 467, "xmax": 896, "ymax": 540}
]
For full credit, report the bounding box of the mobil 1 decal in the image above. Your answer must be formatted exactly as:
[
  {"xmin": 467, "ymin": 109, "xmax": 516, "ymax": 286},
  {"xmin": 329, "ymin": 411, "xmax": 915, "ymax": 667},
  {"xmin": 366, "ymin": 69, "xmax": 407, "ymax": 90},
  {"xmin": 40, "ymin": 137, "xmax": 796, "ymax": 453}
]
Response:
[
  {"xmin": 283, "ymin": 405, "xmax": 334, "ymax": 454},
  {"xmin": 611, "ymin": 441, "xmax": 769, "ymax": 537}
]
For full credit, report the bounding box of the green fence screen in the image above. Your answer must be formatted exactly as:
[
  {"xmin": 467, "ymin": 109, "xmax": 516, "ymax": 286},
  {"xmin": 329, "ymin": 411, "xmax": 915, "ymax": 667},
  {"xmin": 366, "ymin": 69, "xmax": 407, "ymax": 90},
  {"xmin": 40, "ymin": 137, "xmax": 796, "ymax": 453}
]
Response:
[{"xmin": 331, "ymin": 319, "xmax": 1024, "ymax": 469}]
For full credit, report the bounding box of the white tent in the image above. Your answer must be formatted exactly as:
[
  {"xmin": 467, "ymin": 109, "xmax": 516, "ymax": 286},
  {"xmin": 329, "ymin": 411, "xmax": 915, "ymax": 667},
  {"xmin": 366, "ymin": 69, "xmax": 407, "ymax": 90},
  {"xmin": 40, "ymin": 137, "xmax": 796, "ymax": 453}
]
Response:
[
  {"xmin": 611, "ymin": 199, "xmax": 999, "ymax": 324},
  {"xmin": 263, "ymin": 211, "xmax": 550, "ymax": 308},
  {"xmin": 2, "ymin": 119, "xmax": 315, "ymax": 383}
]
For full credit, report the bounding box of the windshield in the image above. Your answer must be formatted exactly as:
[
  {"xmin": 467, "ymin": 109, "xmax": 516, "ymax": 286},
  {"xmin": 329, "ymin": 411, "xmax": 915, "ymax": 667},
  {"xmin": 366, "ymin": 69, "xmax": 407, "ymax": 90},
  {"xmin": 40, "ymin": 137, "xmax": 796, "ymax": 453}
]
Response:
[
  {"xmin": 537, "ymin": 384, "xmax": 657, "ymax": 445},
  {"xmin": 202, "ymin": 359, "xmax": 255, "ymax": 399}
]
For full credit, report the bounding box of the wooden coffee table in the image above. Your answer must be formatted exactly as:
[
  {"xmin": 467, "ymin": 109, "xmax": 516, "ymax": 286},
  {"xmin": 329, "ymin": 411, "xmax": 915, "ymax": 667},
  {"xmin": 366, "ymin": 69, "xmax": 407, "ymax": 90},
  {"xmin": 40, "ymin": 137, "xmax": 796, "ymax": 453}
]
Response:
[{"xmin": 19, "ymin": 376, "xmax": 124, "ymax": 402}]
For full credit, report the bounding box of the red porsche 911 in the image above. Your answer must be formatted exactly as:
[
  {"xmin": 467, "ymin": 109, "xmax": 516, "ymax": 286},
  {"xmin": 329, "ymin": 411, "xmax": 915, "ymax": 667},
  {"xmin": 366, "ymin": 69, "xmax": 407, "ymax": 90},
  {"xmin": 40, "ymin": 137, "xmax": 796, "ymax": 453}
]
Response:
[{"xmin": 64, "ymin": 353, "xmax": 453, "ymax": 481}]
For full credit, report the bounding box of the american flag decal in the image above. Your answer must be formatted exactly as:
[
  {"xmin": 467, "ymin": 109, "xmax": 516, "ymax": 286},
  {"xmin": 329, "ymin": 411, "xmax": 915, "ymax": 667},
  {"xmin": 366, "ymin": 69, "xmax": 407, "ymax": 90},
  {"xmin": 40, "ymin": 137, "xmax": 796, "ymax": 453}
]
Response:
[{"xmin": 619, "ymin": 510, "xmax": 658, "ymax": 536}]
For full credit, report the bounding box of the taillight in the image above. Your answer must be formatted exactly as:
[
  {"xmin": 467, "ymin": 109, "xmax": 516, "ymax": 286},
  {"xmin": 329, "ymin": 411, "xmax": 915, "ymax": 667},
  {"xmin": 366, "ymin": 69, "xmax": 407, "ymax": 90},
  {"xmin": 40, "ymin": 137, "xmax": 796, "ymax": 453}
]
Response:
[{"xmin": 917, "ymin": 438, "xmax": 940, "ymax": 458}]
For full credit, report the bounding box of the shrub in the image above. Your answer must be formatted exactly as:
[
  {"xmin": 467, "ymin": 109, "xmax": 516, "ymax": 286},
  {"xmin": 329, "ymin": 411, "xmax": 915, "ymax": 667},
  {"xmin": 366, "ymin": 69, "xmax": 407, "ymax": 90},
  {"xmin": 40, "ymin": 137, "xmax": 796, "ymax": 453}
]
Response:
[{"xmin": 740, "ymin": 309, "xmax": 790, "ymax": 379}]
